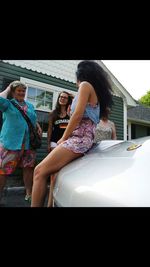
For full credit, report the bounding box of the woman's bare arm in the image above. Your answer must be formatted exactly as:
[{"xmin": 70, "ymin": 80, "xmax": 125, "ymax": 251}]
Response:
[
  {"xmin": 111, "ymin": 122, "xmax": 117, "ymax": 140},
  {"xmin": 57, "ymin": 82, "xmax": 92, "ymax": 144},
  {"xmin": 36, "ymin": 122, "xmax": 43, "ymax": 137},
  {"xmin": 0, "ymin": 85, "xmax": 11, "ymax": 98}
]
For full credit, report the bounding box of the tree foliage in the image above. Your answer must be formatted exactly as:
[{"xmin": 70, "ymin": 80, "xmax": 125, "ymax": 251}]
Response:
[{"xmin": 139, "ymin": 91, "xmax": 150, "ymax": 107}]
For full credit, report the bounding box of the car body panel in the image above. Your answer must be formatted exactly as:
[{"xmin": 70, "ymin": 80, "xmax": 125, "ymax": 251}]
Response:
[{"xmin": 53, "ymin": 137, "xmax": 150, "ymax": 207}]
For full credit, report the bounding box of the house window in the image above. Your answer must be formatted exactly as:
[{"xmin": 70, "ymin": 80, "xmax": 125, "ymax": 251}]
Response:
[
  {"xmin": 20, "ymin": 77, "xmax": 75, "ymax": 135},
  {"xmin": 27, "ymin": 86, "xmax": 53, "ymax": 111},
  {"xmin": 21, "ymin": 77, "xmax": 76, "ymax": 113}
]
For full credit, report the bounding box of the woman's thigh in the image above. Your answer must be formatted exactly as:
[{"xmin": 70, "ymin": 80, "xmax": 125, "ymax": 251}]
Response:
[{"xmin": 36, "ymin": 144, "xmax": 82, "ymax": 177}]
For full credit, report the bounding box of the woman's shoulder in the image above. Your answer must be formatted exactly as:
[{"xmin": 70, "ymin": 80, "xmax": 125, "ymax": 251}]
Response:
[
  {"xmin": 79, "ymin": 81, "xmax": 93, "ymax": 90},
  {"xmin": 108, "ymin": 120, "xmax": 115, "ymax": 127},
  {"xmin": 78, "ymin": 81, "xmax": 95, "ymax": 98}
]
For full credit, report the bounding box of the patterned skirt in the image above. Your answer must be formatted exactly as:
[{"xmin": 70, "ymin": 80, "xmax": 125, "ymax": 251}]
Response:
[
  {"xmin": 62, "ymin": 118, "xmax": 96, "ymax": 154},
  {"xmin": 0, "ymin": 144, "xmax": 36, "ymax": 175}
]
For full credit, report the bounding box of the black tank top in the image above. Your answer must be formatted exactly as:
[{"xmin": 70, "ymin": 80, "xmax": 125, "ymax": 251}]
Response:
[{"xmin": 51, "ymin": 114, "xmax": 70, "ymax": 143}]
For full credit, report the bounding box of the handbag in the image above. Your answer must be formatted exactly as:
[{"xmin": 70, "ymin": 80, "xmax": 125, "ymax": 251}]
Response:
[{"xmin": 11, "ymin": 101, "xmax": 42, "ymax": 150}]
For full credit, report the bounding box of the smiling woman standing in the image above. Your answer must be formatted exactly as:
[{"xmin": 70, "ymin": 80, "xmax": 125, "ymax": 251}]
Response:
[
  {"xmin": 47, "ymin": 91, "xmax": 72, "ymax": 152},
  {"xmin": 0, "ymin": 81, "xmax": 42, "ymax": 205}
]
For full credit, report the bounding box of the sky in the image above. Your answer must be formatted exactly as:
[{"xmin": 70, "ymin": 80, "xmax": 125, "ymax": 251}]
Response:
[{"xmin": 102, "ymin": 60, "xmax": 150, "ymax": 100}]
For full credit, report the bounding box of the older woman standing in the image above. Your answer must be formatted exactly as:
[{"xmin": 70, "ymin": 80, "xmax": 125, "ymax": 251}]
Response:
[{"xmin": 0, "ymin": 81, "xmax": 42, "ymax": 204}]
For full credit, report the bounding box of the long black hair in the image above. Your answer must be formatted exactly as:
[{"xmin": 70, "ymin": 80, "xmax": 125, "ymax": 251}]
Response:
[{"xmin": 76, "ymin": 60, "xmax": 113, "ymax": 118}]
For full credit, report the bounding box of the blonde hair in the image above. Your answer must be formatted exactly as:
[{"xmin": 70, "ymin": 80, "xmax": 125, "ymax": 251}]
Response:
[{"xmin": 10, "ymin": 81, "xmax": 27, "ymax": 92}]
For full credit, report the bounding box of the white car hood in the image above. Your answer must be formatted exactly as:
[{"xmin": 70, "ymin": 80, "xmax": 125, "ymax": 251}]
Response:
[{"xmin": 53, "ymin": 137, "xmax": 150, "ymax": 207}]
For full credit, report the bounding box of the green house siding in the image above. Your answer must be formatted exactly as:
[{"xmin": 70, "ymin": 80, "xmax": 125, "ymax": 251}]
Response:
[
  {"xmin": 0, "ymin": 61, "xmax": 124, "ymax": 166},
  {"xmin": 0, "ymin": 61, "xmax": 77, "ymax": 92},
  {"xmin": 109, "ymin": 95, "xmax": 124, "ymax": 140}
]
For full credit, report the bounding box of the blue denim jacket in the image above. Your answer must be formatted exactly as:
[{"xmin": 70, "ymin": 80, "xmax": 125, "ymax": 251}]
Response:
[
  {"xmin": 0, "ymin": 97, "xmax": 37, "ymax": 150},
  {"xmin": 71, "ymin": 93, "xmax": 100, "ymax": 124}
]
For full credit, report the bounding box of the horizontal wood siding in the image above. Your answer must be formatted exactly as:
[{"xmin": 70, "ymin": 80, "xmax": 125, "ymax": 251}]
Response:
[
  {"xmin": 109, "ymin": 95, "xmax": 124, "ymax": 140},
  {"xmin": 0, "ymin": 61, "xmax": 77, "ymax": 92},
  {"xmin": 0, "ymin": 61, "xmax": 124, "ymax": 185}
]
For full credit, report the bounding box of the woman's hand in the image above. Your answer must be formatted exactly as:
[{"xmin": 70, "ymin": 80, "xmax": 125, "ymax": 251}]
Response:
[
  {"xmin": 6, "ymin": 85, "xmax": 11, "ymax": 92},
  {"xmin": 48, "ymin": 145, "xmax": 52, "ymax": 153},
  {"xmin": 38, "ymin": 128, "xmax": 42, "ymax": 137},
  {"xmin": 36, "ymin": 123, "xmax": 42, "ymax": 137},
  {"xmin": 57, "ymin": 137, "xmax": 66, "ymax": 145},
  {"xmin": 0, "ymin": 85, "xmax": 11, "ymax": 98}
]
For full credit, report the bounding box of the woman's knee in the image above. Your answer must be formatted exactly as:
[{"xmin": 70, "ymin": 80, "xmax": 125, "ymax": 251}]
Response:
[
  {"xmin": 33, "ymin": 163, "xmax": 49, "ymax": 182},
  {"xmin": 33, "ymin": 164, "xmax": 43, "ymax": 181}
]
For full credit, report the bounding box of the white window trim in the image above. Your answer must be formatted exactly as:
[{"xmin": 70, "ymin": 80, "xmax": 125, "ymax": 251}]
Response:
[{"xmin": 20, "ymin": 77, "xmax": 76, "ymax": 112}]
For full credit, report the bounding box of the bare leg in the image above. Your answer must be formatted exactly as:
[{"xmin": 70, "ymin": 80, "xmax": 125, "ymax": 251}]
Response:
[
  {"xmin": 47, "ymin": 173, "xmax": 57, "ymax": 207},
  {"xmin": 23, "ymin": 167, "xmax": 34, "ymax": 197},
  {"xmin": 0, "ymin": 175, "xmax": 7, "ymax": 201},
  {"xmin": 31, "ymin": 145, "xmax": 82, "ymax": 207},
  {"xmin": 47, "ymin": 147, "xmax": 56, "ymax": 208}
]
